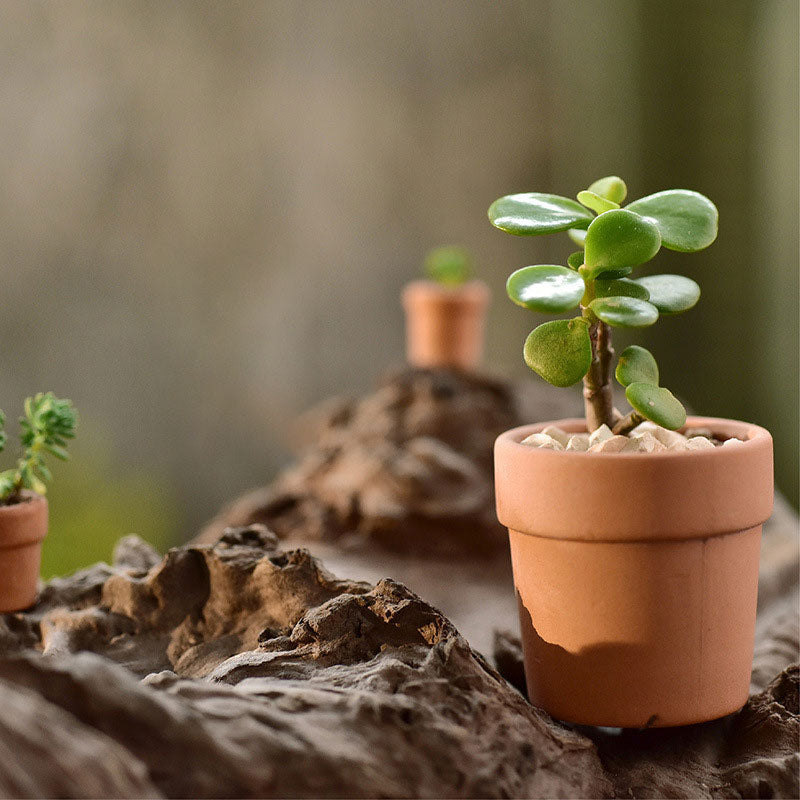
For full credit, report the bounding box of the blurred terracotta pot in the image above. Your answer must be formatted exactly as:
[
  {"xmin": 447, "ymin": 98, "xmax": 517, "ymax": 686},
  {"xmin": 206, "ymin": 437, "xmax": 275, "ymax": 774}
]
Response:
[
  {"xmin": 0, "ymin": 492, "xmax": 48, "ymax": 612},
  {"xmin": 495, "ymin": 417, "xmax": 773, "ymax": 728},
  {"xmin": 402, "ymin": 280, "xmax": 490, "ymax": 370}
]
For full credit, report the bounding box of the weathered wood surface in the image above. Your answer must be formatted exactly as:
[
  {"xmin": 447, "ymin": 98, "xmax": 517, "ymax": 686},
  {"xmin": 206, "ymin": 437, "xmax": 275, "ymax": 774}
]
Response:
[
  {"xmin": 197, "ymin": 367, "xmax": 579, "ymax": 557},
  {"xmin": 0, "ymin": 529, "xmax": 607, "ymax": 799},
  {"xmin": 0, "ymin": 368, "xmax": 796, "ymax": 798}
]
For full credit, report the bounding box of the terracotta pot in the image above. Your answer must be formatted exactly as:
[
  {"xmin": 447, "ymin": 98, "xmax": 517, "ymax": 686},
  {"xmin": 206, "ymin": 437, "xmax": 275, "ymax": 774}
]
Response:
[
  {"xmin": 0, "ymin": 492, "xmax": 48, "ymax": 612},
  {"xmin": 495, "ymin": 416, "xmax": 773, "ymax": 728},
  {"xmin": 402, "ymin": 280, "xmax": 490, "ymax": 370}
]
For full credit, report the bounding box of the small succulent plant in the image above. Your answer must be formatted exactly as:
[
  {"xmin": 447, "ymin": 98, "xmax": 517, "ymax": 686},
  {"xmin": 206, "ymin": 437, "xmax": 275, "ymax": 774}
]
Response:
[
  {"xmin": 489, "ymin": 176, "xmax": 718, "ymax": 433},
  {"xmin": 424, "ymin": 245, "xmax": 473, "ymax": 287},
  {"xmin": 0, "ymin": 393, "xmax": 78, "ymax": 502}
]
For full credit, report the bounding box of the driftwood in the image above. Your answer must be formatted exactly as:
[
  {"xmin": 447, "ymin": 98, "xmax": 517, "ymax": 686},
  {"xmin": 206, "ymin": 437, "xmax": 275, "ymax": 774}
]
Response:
[
  {"xmin": 0, "ymin": 529, "xmax": 607, "ymax": 799},
  {"xmin": 197, "ymin": 367, "xmax": 578, "ymax": 556},
  {"xmin": 0, "ymin": 517, "xmax": 796, "ymax": 799},
  {"xmin": 0, "ymin": 367, "xmax": 796, "ymax": 798}
]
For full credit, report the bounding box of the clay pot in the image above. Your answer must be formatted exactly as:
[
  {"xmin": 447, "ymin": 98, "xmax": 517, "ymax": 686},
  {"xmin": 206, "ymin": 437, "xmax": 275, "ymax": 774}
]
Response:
[
  {"xmin": 402, "ymin": 280, "xmax": 490, "ymax": 370},
  {"xmin": 0, "ymin": 492, "xmax": 48, "ymax": 612},
  {"xmin": 495, "ymin": 416, "xmax": 773, "ymax": 728}
]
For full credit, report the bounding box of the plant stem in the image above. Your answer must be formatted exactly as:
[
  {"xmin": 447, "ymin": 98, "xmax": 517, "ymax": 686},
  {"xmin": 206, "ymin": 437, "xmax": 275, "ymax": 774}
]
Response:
[
  {"xmin": 612, "ymin": 410, "xmax": 644, "ymax": 436},
  {"xmin": 582, "ymin": 313, "xmax": 616, "ymax": 431}
]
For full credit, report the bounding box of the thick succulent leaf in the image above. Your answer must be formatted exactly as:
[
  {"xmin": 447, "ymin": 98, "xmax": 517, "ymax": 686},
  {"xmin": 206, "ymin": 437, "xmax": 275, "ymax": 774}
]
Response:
[
  {"xmin": 424, "ymin": 245, "xmax": 472, "ymax": 286},
  {"xmin": 507, "ymin": 265, "xmax": 585, "ymax": 313},
  {"xmin": 488, "ymin": 193, "xmax": 593, "ymax": 236},
  {"xmin": 583, "ymin": 209, "xmax": 662, "ymax": 278},
  {"xmin": 626, "ymin": 382, "xmax": 686, "ymax": 430},
  {"xmin": 589, "ymin": 296, "xmax": 659, "ymax": 327},
  {"xmin": 523, "ymin": 318, "xmax": 592, "ymax": 387},
  {"xmin": 633, "ymin": 274, "xmax": 700, "ymax": 314},
  {"xmin": 567, "ymin": 228, "xmax": 587, "ymax": 247},
  {"xmin": 594, "ymin": 266, "xmax": 633, "ymax": 279},
  {"xmin": 595, "ymin": 277, "xmax": 650, "ymax": 301},
  {"xmin": 616, "ymin": 345, "xmax": 659, "ymax": 387},
  {"xmin": 577, "ymin": 190, "xmax": 619, "ymax": 215},
  {"xmin": 567, "ymin": 251, "xmax": 584, "ymax": 270},
  {"xmin": 626, "ymin": 189, "xmax": 718, "ymax": 252},
  {"xmin": 588, "ymin": 175, "xmax": 627, "ymax": 204}
]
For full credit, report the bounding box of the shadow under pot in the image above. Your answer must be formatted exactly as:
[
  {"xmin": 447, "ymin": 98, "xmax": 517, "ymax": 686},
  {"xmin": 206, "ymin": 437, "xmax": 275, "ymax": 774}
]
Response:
[
  {"xmin": 401, "ymin": 280, "xmax": 490, "ymax": 371},
  {"xmin": 0, "ymin": 492, "xmax": 48, "ymax": 612},
  {"xmin": 494, "ymin": 416, "xmax": 774, "ymax": 728}
]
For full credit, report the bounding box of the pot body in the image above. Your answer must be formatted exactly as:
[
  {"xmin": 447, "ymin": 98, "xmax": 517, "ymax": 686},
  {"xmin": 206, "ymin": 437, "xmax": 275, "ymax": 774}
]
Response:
[
  {"xmin": 495, "ymin": 417, "xmax": 773, "ymax": 727},
  {"xmin": 0, "ymin": 492, "xmax": 48, "ymax": 612},
  {"xmin": 402, "ymin": 280, "xmax": 489, "ymax": 370}
]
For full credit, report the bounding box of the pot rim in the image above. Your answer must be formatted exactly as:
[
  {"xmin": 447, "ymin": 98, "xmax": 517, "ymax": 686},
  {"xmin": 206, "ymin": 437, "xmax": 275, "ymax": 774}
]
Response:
[
  {"xmin": 402, "ymin": 279, "xmax": 490, "ymax": 308},
  {"xmin": 0, "ymin": 491, "xmax": 48, "ymax": 549},
  {"xmin": 497, "ymin": 416, "xmax": 771, "ymax": 461},
  {"xmin": 495, "ymin": 416, "xmax": 774, "ymax": 541},
  {"xmin": 0, "ymin": 489, "xmax": 47, "ymax": 513}
]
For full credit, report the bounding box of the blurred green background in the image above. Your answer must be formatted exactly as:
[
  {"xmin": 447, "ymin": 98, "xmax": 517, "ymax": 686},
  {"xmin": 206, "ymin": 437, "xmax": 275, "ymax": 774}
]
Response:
[{"xmin": 0, "ymin": 1, "xmax": 795, "ymax": 577}]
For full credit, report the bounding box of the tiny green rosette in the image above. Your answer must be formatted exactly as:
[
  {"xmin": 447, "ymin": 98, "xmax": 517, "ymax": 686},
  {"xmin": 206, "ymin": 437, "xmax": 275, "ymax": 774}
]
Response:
[{"xmin": 424, "ymin": 245, "xmax": 472, "ymax": 286}]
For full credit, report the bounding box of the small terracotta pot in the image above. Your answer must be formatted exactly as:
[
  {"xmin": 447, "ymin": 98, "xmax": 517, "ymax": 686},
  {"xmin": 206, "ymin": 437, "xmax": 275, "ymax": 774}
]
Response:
[
  {"xmin": 402, "ymin": 280, "xmax": 490, "ymax": 370},
  {"xmin": 495, "ymin": 417, "xmax": 773, "ymax": 728},
  {"xmin": 0, "ymin": 492, "xmax": 48, "ymax": 612}
]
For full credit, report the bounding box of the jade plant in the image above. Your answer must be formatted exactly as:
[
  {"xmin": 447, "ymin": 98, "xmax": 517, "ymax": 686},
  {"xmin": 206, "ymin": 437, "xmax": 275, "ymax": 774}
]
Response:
[
  {"xmin": 488, "ymin": 176, "xmax": 717, "ymax": 433},
  {"xmin": 0, "ymin": 393, "xmax": 77, "ymax": 502},
  {"xmin": 424, "ymin": 245, "xmax": 473, "ymax": 287}
]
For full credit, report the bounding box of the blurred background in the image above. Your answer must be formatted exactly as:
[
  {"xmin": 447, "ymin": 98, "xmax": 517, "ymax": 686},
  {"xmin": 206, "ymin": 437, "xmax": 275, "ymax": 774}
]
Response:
[{"xmin": 0, "ymin": 1, "xmax": 795, "ymax": 576}]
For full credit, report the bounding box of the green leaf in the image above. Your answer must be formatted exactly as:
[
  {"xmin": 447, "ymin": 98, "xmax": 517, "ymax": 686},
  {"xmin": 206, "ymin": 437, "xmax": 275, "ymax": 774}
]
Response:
[
  {"xmin": 583, "ymin": 209, "xmax": 662, "ymax": 278},
  {"xmin": 616, "ymin": 345, "xmax": 659, "ymax": 387},
  {"xmin": 424, "ymin": 245, "xmax": 472, "ymax": 286},
  {"xmin": 632, "ymin": 274, "xmax": 700, "ymax": 314},
  {"xmin": 523, "ymin": 318, "xmax": 592, "ymax": 387},
  {"xmin": 488, "ymin": 193, "xmax": 594, "ymax": 236},
  {"xmin": 506, "ymin": 265, "xmax": 585, "ymax": 313},
  {"xmin": 589, "ymin": 296, "xmax": 659, "ymax": 327},
  {"xmin": 577, "ymin": 190, "xmax": 619, "ymax": 215},
  {"xmin": 626, "ymin": 189, "xmax": 718, "ymax": 252},
  {"xmin": 588, "ymin": 175, "xmax": 627, "ymax": 204},
  {"xmin": 0, "ymin": 470, "xmax": 16, "ymax": 501},
  {"xmin": 45, "ymin": 443, "xmax": 70, "ymax": 461},
  {"xmin": 594, "ymin": 266, "xmax": 633, "ymax": 279},
  {"xmin": 595, "ymin": 277, "xmax": 650, "ymax": 301},
  {"xmin": 567, "ymin": 228, "xmax": 587, "ymax": 248},
  {"xmin": 567, "ymin": 251, "xmax": 584, "ymax": 270},
  {"xmin": 626, "ymin": 382, "xmax": 686, "ymax": 430}
]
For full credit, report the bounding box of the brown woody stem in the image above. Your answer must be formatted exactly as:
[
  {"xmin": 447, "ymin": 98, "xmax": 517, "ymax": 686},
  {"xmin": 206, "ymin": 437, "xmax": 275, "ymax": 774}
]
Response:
[
  {"xmin": 582, "ymin": 315, "xmax": 616, "ymax": 431},
  {"xmin": 612, "ymin": 410, "xmax": 644, "ymax": 436}
]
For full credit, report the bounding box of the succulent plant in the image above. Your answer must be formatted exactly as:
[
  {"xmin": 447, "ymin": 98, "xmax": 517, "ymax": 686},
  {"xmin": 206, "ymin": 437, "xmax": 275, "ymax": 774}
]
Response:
[
  {"xmin": 424, "ymin": 245, "xmax": 473, "ymax": 287},
  {"xmin": 489, "ymin": 176, "xmax": 717, "ymax": 433},
  {"xmin": 0, "ymin": 393, "xmax": 78, "ymax": 502}
]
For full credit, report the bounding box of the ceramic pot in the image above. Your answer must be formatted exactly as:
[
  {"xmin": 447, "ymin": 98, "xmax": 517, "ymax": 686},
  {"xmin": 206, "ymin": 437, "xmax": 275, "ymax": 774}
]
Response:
[
  {"xmin": 495, "ymin": 416, "xmax": 773, "ymax": 728},
  {"xmin": 0, "ymin": 492, "xmax": 48, "ymax": 612},
  {"xmin": 401, "ymin": 280, "xmax": 489, "ymax": 370}
]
